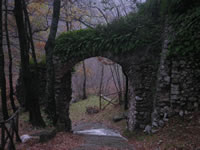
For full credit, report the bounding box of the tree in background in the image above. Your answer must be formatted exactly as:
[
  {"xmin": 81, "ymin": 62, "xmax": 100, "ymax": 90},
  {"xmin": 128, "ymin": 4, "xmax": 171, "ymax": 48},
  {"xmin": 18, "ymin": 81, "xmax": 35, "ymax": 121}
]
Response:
[
  {"xmin": 14, "ymin": 0, "xmax": 45, "ymax": 127},
  {"xmin": 44, "ymin": 0, "xmax": 61, "ymax": 125},
  {"xmin": 82, "ymin": 60, "xmax": 87, "ymax": 100},
  {"xmin": 4, "ymin": 0, "xmax": 16, "ymax": 112},
  {"xmin": 0, "ymin": 0, "xmax": 9, "ymax": 120}
]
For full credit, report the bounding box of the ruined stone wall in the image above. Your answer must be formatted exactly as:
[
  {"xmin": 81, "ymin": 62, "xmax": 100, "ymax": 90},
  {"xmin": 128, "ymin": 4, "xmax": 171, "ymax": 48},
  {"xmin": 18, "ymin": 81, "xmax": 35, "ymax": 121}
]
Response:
[
  {"xmin": 53, "ymin": 46, "xmax": 161, "ymax": 131},
  {"xmin": 16, "ymin": 33, "xmax": 200, "ymax": 132},
  {"xmin": 170, "ymin": 57, "xmax": 200, "ymax": 114},
  {"xmin": 16, "ymin": 26, "xmax": 199, "ymax": 132},
  {"xmin": 153, "ymin": 26, "xmax": 200, "ymax": 129}
]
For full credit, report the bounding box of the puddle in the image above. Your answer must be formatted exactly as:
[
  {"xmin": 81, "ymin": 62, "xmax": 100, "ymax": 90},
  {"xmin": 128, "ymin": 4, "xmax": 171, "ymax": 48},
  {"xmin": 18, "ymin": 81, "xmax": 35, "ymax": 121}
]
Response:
[{"xmin": 74, "ymin": 128, "xmax": 127, "ymax": 140}]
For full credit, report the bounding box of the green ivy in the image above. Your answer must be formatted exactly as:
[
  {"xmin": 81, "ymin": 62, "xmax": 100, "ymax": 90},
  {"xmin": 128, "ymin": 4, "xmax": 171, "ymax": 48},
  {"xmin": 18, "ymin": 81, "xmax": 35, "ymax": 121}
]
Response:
[
  {"xmin": 54, "ymin": 0, "xmax": 200, "ymax": 62},
  {"xmin": 168, "ymin": 5, "xmax": 200, "ymax": 57},
  {"xmin": 54, "ymin": 7, "xmax": 163, "ymax": 63}
]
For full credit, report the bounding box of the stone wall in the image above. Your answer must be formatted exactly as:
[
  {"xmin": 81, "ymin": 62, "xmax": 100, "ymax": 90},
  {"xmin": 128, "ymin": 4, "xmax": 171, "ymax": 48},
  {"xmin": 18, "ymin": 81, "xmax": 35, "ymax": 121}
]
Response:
[
  {"xmin": 170, "ymin": 57, "xmax": 200, "ymax": 113},
  {"xmin": 53, "ymin": 45, "xmax": 162, "ymax": 131},
  {"xmin": 16, "ymin": 26, "xmax": 200, "ymax": 132},
  {"xmin": 153, "ymin": 25, "xmax": 200, "ymax": 129}
]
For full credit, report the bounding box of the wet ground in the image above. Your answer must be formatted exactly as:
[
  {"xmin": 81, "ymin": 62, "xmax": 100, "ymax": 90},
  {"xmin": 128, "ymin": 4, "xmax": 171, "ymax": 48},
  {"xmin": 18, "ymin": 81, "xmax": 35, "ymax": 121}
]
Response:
[{"xmin": 72, "ymin": 122, "xmax": 134, "ymax": 150}]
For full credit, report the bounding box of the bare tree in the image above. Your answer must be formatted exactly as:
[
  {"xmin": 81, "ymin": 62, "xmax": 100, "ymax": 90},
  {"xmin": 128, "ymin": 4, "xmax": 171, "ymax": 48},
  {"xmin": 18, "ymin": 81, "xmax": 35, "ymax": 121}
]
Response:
[
  {"xmin": 123, "ymin": 71, "xmax": 129, "ymax": 110},
  {"xmin": 60, "ymin": 0, "xmax": 137, "ymax": 30},
  {"xmin": 0, "ymin": 0, "xmax": 9, "ymax": 120},
  {"xmin": 45, "ymin": 0, "xmax": 61, "ymax": 125},
  {"xmin": 99, "ymin": 64, "xmax": 104, "ymax": 110},
  {"xmin": 14, "ymin": 0, "xmax": 45, "ymax": 127},
  {"xmin": 82, "ymin": 60, "xmax": 87, "ymax": 99},
  {"xmin": 4, "ymin": 0, "xmax": 16, "ymax": 112}
]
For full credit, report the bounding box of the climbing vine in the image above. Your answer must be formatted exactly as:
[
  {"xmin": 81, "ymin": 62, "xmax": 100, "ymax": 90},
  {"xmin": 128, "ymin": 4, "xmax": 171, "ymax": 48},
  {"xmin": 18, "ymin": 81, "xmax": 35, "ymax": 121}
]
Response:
[
  {"xmin": 168, "ymin": 1, "xmax": 200, "ymax": 57},
  {"xmin": 54, "ymin": 3, "xmax": 163, "ymax": 62},
  {"xmin": 54, "ymin": 0, "xmax": 200, "ymax": 61}
]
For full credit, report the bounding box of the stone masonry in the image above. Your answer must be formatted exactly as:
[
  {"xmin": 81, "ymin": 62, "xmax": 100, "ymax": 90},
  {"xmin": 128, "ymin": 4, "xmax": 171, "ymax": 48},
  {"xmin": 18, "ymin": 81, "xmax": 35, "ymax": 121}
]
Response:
[{"xmin": 17, "ymin": 25, "xmax": 200, "ymax": 132}]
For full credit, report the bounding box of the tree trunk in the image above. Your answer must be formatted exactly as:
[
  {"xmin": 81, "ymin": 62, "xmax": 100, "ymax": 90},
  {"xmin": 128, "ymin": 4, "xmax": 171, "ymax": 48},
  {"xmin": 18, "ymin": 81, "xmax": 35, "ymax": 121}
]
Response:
[
  {"xmin": 99, "ymin": 65, "xmax": 104, "ymax": 110},
  {"xmin": 123, "ymin": 71, "xmax": 129, "ymax": 110},
  {"xmin": 4, "ymin": 0, "xmax": 16, "ymax": 112},
  {"xmin": 82, "ymin": 60, "xmax": 87, "ymax": 100},
  {"xmin": 44, "ymin": 0, "xmax": 61, "ymax": 125},
  {"xmin": 113, "ymin": 64, "xmax": 123, "ymax": 105},
  {"xmin": 14, "ymin": 0, "xmax": 45, "ymax": 127},
  {"xmin": 0, "ymin": 0, "xmax": 9, "ymax": 120},
  {"xmin": 22, "ymin": 0, "xmax": 38, "ymax": 66}
]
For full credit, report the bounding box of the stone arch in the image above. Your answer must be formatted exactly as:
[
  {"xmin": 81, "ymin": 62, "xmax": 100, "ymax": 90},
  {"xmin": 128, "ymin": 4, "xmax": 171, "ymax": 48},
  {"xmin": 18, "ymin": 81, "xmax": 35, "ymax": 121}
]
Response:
[{"xmin": 53, "ymin": 46, "xmax": 161, "ymax": 131}]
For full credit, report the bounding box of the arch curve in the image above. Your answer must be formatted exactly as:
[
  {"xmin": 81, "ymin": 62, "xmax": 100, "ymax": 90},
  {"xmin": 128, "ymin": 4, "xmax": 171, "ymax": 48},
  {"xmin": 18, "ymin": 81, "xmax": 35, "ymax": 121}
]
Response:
[
  {"xmin": 53, "ymin": 14, "xmax": 163, "ymax": 131},
  {"xmin": 54, "ymin": 44, "xmax": 161, "ymax": 131}
]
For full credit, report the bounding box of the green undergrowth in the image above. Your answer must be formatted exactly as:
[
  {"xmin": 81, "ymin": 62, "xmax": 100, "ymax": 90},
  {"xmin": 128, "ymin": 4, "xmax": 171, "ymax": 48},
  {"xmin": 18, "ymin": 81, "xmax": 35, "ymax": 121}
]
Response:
[
  {"xmin": 69, "ymin": 95, "xmax": 107, "ymax": 122},
  {"xmin": 70, "ymin": 95, "xmax": 127, "ymax": 131}
]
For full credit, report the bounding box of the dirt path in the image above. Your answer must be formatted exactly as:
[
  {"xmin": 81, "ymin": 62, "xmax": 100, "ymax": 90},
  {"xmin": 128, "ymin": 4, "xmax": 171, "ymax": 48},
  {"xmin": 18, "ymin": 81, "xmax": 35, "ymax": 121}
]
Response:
[{"xmin": 72, "ymin": 122, "xmax": 135, "ymax": 150}]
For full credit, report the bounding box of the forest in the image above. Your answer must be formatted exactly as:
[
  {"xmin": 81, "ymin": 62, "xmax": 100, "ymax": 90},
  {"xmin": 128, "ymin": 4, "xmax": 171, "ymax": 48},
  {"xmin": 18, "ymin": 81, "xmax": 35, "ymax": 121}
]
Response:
[{"xmin": 0, "ymin": 0, "xmax": 200, "ymax": 149}]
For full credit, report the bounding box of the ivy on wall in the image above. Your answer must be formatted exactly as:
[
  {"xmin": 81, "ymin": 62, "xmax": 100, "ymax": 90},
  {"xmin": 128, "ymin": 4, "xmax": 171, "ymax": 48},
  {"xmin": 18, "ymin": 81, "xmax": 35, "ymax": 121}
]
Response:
[
  {"xmin": 169, "ymin": 6, "xmax": 200, "ymax": 57},
  {"xmin": 54, "ymin": 2, "xmax": 163, "ymax": 63},
  {"xmin": 54, "ymin": 0, "xmax": 200, "ymax": 62}
]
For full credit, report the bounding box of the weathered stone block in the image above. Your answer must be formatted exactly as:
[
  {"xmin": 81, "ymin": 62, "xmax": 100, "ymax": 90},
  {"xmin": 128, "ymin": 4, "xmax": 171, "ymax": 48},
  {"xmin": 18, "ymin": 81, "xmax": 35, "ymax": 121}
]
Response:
[{"xmin": 171, "ymin": 95, "xmax": 179, "ymax": 100}]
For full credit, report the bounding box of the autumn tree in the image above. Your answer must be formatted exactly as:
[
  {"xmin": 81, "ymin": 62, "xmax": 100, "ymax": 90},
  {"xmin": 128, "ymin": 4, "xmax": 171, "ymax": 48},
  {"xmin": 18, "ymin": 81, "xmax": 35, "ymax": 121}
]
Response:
[
  {"xmin": 4, "ymin": 0, "xmax": 16, "ymax": 112},
  {"xmin": 45, "ymin": 0, "xmax": 61, "ymax": 125},
  {"xmin": 0, "ymin": 0, "xmax": 9, "ymax": 120},
  {"xmin": 14, "ymin": 0, "xmax": 45, "ymax": 127}
]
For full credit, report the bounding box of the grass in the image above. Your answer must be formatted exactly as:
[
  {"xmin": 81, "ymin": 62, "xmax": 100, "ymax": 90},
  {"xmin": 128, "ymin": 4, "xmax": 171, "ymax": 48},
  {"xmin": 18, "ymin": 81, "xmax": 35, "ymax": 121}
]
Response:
[
  {"xmin": 70, "ymin": 95, "xmax": 106, "ymax": 122},
  {"xmin": 70, "ymin": 95, "xmax": 127, "ymax": 132}
]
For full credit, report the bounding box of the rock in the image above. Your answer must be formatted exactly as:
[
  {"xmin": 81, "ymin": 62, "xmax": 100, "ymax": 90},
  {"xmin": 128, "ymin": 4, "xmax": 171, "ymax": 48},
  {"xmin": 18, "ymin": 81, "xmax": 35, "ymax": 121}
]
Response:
[
  {"xmin": 20, "ymin": 134, "xmax": 32, "ymax": 143},
  {"xmin": 152, "ymin": 121, "xmax": 158, "ymax": 128},
  {"xmin": 163, "ymin": 118, "xmax": 169, "ymax": 122},
  {"xmin": 135, "ymin": 96, "xmax": 143, "ymax": 101},
  {"xmin": 194, "ymin": 102, "xmax": 198, "ymax": 108},
  {"xmin": 163, "ymin": 113, "xmax": 168, "ymax": 121},
  {"xmin": 144, "ymin": 125, "xmax": 152, "ymax": 134},
  {"xmin": 171, "ymin": 95, "xmax": 179, "ymax": 100},
  {"xmin": 152, "ymin": 129, "xmax": 159, "ymax": 134},
  {"xmin": 157, "ymin": 140, "xmax": 163, "ymax": 145},
  {"xmin": 86, "ymin": 106, "xmax": 99, "ymax": 114},
  {"xmin": 184, "ymin": 110, "xmax": 188, "ymax": 115},
  {"xmin": 152, "ymin": 110, "xmax": 159, "ymax": 122},
  {"xmin": 163, "ymin": 106, "xmax": 169, "ymax": 112},
  {"xmin": 164, "ymin": 76, "xmax": 170, "ymax": 83},
  {"xmin": 31, "ymin": 128, "xmax": 57, "ymax": 143},
  {"xmin": 158, "ymin": 120, "xmax": 165, "ymax": 127},
  {"xmin": 171, "ymin": 89, "xmax": 180, "ymax": 95},
  {"xmin": 179, "ymin": 110, "xmax": 184, "ymax": 117},
  {"xmin": 113, "ymin": 114, "xmax": 125, "ymax": 122},
  {"xmin": 71, "ymin": 97, "xmax": 78, "ymax": 103},
  {"xmin": 20, "ymin": 134, "xmax": 40, "ymax": 143}
]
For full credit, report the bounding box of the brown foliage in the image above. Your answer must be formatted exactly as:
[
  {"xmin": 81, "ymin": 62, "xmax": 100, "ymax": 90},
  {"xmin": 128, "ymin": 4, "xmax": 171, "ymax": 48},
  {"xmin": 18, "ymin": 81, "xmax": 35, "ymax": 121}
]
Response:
[{"xmin": 17, "ymin": 132, "xmax": 83, "ymax": 150}]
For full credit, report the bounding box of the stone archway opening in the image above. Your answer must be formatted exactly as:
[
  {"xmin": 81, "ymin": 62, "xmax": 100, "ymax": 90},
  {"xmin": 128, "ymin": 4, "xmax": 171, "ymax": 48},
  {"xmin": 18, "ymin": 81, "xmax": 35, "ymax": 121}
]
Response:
[
  {"xmin": 69, "ymin": 56, "xmax": 129, "ymax": 131},
  {"xmin": 54, "ymin": 47, "xmax": 161, "ymax": 132}
]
